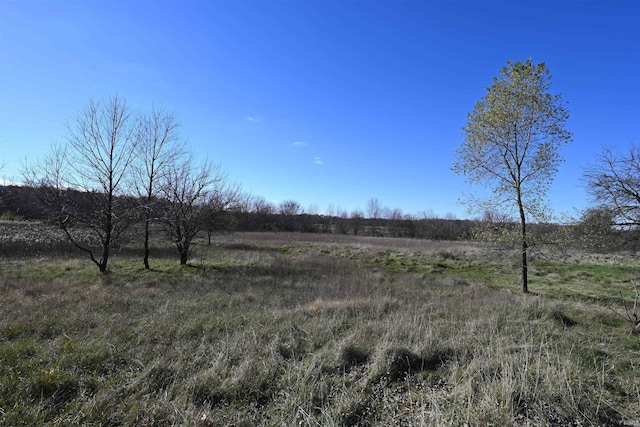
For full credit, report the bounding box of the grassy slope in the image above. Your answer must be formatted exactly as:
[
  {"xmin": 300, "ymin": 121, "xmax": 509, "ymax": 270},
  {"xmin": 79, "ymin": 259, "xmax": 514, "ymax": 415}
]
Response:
[{"xmin": 1, "ymin": 231, "xmax": 639, "ymax": 426}]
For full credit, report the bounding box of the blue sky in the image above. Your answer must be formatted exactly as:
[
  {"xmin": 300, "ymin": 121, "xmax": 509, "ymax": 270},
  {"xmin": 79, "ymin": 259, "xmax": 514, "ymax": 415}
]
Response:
[{"xmin": 1, "ymin": 0, "xmax": 638, "ymax": 219}]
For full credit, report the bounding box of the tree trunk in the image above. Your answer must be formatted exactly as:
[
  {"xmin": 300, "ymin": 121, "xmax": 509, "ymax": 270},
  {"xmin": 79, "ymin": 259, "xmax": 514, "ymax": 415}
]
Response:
[
  {"xmin": 143, "ymin": 246, "xmax": 150, "ymax": 269},
  {"xmin": 521, "ymin": 235, "xmax": 528, "ymax": 293},
  {"xmin": 102, "ymin": 187, "xmax": 113, "ymax": 274},
  {"xmin": 99, "ymin": 246, "xmax": 109, "ymax": 274},
  {"xmin": 180, "ymin": 249, "xmax": 188, "ymax": 265},
  {"xmin": 178, "ymin": 241, "xmax": 189, "ymax": 265},
  {"xmin": 143, "ymin": 175, "xmax": 154, "ymax": 269},
  {"xmin": 518, "ymin": 197, "xmax": 529, "ymax": 293},
  {"xmin": 143, "ymin": 213, "xmax": 151, "ymax": 269},
  {"xmin": 101, "ymin": 213, "xmax": 112, "ymax": 274}
]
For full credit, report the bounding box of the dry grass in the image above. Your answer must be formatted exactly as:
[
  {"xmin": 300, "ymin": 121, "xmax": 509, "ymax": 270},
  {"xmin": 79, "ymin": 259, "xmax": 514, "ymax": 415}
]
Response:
[{"xmin": 1, "ymin": 230, "xmax": 639, "ymax": 426}]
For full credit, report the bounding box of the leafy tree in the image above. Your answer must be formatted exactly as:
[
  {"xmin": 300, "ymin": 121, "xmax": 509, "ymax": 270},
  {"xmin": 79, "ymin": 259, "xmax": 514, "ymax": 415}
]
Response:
[
  {"xmin": 453, "ymin": 59, "xmax": 571, "ymax": 293},
  {"xmin": 23, "ymin": 95, "xmax": 140, "ymax": 273},
  {"xmin": 572, "ymin": 207, "xmax": 618, "ymax": 252},
  {"xmin": 466, "ymin": 210, "xmax": 520, "ymax": 249}
]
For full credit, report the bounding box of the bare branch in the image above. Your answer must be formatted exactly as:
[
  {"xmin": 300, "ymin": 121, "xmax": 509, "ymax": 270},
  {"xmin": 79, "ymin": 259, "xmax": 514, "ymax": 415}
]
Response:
[
  {"xmin": 22, "ymin": 95, "xmax": 140, "ymax": 273},
  {"xmin": 585, "ymin": 144, "xmax": 640, "ymax": 230},
  {"xmin": 159, "ymin": 156, "xmax": 241, "ymax": 265}
]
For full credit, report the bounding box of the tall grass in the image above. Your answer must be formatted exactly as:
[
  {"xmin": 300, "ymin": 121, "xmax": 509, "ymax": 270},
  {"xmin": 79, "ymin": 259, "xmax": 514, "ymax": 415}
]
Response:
[{"xmin": 1, "ymin": 231, "xmax": 638, "ymax": 425}]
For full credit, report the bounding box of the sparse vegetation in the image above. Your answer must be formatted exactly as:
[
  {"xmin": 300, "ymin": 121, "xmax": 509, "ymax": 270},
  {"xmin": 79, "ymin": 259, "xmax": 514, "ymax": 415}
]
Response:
[{"xmin": 1, "ymin": 226, "xmax": 638, "ymax": 425}]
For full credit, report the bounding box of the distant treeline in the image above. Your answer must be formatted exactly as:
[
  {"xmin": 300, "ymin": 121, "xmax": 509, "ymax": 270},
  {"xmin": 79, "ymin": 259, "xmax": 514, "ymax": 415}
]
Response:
[
  {"xmin": 232, "ymin": 210, "xmax": 474, "ymax": 239},
  {"xmin": 0, "ymin": 185, "xmax": 472, "ymax": 239},
  {"xmin": 1, "ymin": 185, "xmax": 637, "ymax": 251}
]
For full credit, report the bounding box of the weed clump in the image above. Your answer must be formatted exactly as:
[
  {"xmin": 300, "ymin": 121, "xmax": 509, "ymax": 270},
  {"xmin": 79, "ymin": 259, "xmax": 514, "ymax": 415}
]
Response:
[
  {"xmin": 371, "ymin": 348, "xmax": 421, "ymax": 383},
  {"xmin": 26, "ymin": 369, "xmax": 80, "ymax": 414},
  {"xmin": 421, "ymin": 346, "xmax": 457, "ymax": 371},
  {"xmin": 339, "ymin": 344, "xmax": 370, "ymax": 371},
  {"xmin": 549, "ymin": 308, "xmax": 578, "ymax": 328},
  {"xmin": 383, "ymin": 347, "xmax": 424, "ymax": 382}
]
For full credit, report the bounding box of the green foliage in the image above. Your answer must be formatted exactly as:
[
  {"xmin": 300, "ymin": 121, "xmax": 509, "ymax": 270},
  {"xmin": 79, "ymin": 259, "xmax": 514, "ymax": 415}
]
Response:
[
  {"xmin": 571, "ymin": 207, "xmax": 621, "ymax": 251},
  {"xmin": 466, "ymin": 219, "xmax": 521, "ymax": 247},
  {"xmin": 453, "ymin": 59, "xmax": 571, "ymax": 214},
  {"xmin": 453, "ymin": 58, "xmax": 572, "ymax": 292}
]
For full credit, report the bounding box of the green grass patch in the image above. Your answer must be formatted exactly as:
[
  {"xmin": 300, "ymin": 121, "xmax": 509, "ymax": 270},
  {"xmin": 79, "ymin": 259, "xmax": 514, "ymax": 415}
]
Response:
[{"xmin": 530, "ymin": 261, "xmax": 640, "ymax": 302}]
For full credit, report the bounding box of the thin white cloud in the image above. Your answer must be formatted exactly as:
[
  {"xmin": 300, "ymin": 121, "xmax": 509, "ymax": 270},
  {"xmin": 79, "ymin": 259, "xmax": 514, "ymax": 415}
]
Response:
[
  {"xmin": 292, "ymin": 141, "xmax": 306, "ymax": 146},
  {"xmin": 244, "ymin": 116, "xmax": 258, "ymax": 122},
  {"xmin": 314, "ymin": 157, "xmax": 323, "ymax": 165}
]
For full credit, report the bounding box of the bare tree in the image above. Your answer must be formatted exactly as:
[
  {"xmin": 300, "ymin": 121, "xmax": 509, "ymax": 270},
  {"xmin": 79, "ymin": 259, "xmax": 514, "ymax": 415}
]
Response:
[
  {"xmin": 585, "ymin": 145, "xmax": 640, "ymax": 230},
  {"xmin": 388, "ymin": 208, "xmax": 404, "ymax": 237},
  {"xmin": 252, "ymin": 196, "xmax": 276, "ymax": 231},
  {"xmin": 160, "ymin": 157, "xmax": 240, "ymax": 265},
  {"xmin": 366, "ymin": 197, "xmax": 384, "ymax": 236},
  {"xmin": 366, "ymin": 197, "xmax": 381, "ymax": 219},
  {"xmin": 336, "ymin": 208, "xmax": 350, "ymax": 234},
  {"xmin": 350, "ymin": 209, "xmax": 364, "ymax": 235},
  {"xmin": 133, "ymin": 106, "xmax": 184, "ymax": 269},
  {"xmin": 223, "ymin": 192, "xmax": 252, "ymax": 235},
  {"xmin": 307, "ymin": 203, "xmax": 320, "ymax": 216},
  {"xmin": 278, "ymin": 199, "xmax": 302, "ymax": 231},
  {"xmin": 453, "ymin": 59, "xmax": 571, "ymax": 293},
  {"xmin": 23, "ymin": 95, "xmax": 140, "ymax": 273},
  {"xmin": 322, "ymin": 203, "xmax": 336, "ymax": 233}
]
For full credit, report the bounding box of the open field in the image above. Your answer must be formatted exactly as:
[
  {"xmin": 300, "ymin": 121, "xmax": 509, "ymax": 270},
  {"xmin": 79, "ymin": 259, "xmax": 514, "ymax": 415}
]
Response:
[{"xmin": 1, "ymin": 226, "xmax": 639, "ymax": 426}]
